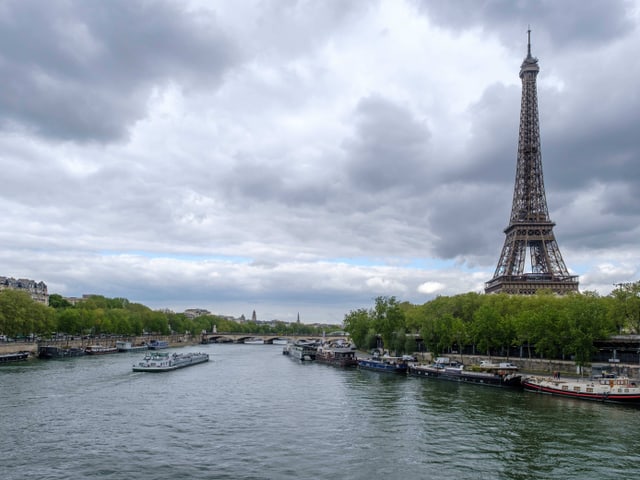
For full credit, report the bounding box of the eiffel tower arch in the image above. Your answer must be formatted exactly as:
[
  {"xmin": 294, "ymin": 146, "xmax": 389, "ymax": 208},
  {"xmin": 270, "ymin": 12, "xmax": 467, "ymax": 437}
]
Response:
[{"xmin": 485, "ymin": 31, "xmax": 579, "ymax": 295}]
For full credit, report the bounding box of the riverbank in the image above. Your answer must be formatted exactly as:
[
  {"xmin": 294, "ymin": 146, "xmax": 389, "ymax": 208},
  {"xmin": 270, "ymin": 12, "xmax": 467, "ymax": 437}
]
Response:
[
  {"xmin": 0, "ymin": 334, "xmax": 199, "ymax": 357},
  {"xmin": 410, "ymin": 351, "xmax": 640, "ymax": 379},
  {"xmin": 4, "ymin": 340, "xmax": 639, "ymax": 379},
  {"xmin": 0, "ymin": 342, "xmax": 37, "ymax": 355}
]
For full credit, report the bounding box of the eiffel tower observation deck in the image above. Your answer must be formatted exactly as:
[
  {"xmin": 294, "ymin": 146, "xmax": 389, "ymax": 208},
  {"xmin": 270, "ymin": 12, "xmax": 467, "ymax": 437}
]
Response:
[{"xmin": 485, "ymin": 31, "xmax": 579, "ymax": 295}]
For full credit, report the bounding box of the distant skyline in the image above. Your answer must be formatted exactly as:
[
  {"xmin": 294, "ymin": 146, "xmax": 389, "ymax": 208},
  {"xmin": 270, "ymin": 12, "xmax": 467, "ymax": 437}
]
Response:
[{"xmin": 1, "ymin": 1, "xmax": 639, "ymax": 323}]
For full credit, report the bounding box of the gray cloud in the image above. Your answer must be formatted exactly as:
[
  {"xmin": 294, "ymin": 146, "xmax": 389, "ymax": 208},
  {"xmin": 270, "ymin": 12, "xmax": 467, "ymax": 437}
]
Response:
[
  {"xmin": 344, "ymin": 95, "xmax": 432, "ymax": 192},
  {"xmin": 0, "ymin": 0, "xmax": 239, "ymax": 142},
  {"xmin": 411, "ymin": 0, "xmax": 635, "ymax": 52}
]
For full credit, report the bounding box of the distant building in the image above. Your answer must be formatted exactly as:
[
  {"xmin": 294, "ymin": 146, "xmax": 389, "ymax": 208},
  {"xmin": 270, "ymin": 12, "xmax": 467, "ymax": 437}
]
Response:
[
  {"xmin": 63, "ymin": 296, "xmax": 83, "ymax": 305},
  {"xmin": 0, "ymin": 276, "xmax": 49, "ymax": 305},
  {"xmin": 251, "ymin": 310, "xmax": 257, "ymax": 322},
  {"xmin": 184, "ymin": 308, "xmax": 211, "ymax": 319}
]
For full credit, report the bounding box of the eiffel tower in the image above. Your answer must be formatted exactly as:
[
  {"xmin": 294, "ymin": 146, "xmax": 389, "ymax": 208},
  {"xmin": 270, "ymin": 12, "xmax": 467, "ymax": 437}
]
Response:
[{"xmin": 485, "ymin": 31, "xmax": 579, "ymax": 295}]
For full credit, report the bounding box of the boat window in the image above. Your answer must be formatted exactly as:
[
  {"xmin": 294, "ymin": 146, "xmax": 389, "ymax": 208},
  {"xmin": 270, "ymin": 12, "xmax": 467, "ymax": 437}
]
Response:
[
  {"xmin": 573, "ymin": 386, "xmax": 581, "ymax": 392},
  {"xmin": 562, "ymin": 386, "xmax": 569, "ymax": 391},
  {"xmin": 586, "ymin": 388, "xmax": 593, "ymax": 393}
]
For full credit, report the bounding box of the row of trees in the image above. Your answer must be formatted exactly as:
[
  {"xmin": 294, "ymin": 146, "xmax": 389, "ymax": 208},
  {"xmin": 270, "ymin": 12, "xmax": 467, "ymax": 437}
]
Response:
[
  {"xmin": 344, "ymin": 283, "xmax": 640, "ymax": 367},
  {"xmin": 0, "ymin": 289, "xmax": 55, "ymax": 338},
  {"xmin": 0, "ymin": 292, "xmax": 335, "ymax": 339},
  {"xmin": 4, "ymin": 281, "xmax": 640, "ymax": 366}
]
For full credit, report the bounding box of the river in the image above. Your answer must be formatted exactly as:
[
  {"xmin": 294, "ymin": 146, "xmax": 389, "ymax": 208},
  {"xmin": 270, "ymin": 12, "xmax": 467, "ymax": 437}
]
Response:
[{"xmin": 1, "ymin": 344, "xmax": 638, "ymax": 479}]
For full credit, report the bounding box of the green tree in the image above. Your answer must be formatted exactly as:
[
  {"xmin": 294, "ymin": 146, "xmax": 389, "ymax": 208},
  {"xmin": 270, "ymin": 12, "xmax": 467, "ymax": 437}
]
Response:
[
  {"xmin": 609, "ymin": 282, "xmax": 640, "ymax": 333},
  {"xmin": 404, "ymin": 334, "xmax": 418, "ymax": 356},
  {"xmin": 343, "ymin": 308, "xmax": 371, "ymax": 349},
  {"xmin": 563, "ymin": 292, "xmax": 614, "ymax": 370},
  {"xmin": 106, "ymin": 309, "xmax": 132, "ymax": 334},
  {"xmin": 391, "ymin": 328, "xmax": 407, "ymax": 355},
  {"xmin": 371, "ymin": 296, "xmax": 405, "ymax": 352},
  {"xmin": 48, "ymin": 294, "xmax": 73, "ymax": 309},
  {"xmin": 57, "ymin": 308, "xmax": 83, "ymax": 335},
  {"xmin": 0, "ymin": 290, "xmax": 34, "ymax": 336},
  {"xmin": 471, "ymin": 303, "xmax": 501, "ymax": 356},
  {"xmin": 0, "ymin": 290, "xmax": 55, "ymax": 337}
]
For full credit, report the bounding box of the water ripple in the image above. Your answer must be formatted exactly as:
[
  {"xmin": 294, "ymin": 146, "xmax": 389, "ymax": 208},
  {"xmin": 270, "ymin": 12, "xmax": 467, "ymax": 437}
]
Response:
[{"xmin": 2, "ymin": 345, "xmax": 640, "ymax": 479}]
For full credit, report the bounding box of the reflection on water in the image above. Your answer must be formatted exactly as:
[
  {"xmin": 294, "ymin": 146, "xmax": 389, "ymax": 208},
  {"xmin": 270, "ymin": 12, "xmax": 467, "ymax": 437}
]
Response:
[{"xmin": 1, "ymin": 344, "xmax": 639, "ymax": 479}]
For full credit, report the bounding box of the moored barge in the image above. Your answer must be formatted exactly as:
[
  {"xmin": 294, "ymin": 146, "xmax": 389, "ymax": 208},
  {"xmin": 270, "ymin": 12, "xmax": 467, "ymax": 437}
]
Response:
[
  {"xmin": 38, "ymin": 345, "xmax": 86, "ymax": 359},
  {"xmin": 358, "ymin": 356, "xmax": 408, "ymax": 374},
  {"xmin": 289, "ymin": 342, "xmax": 318, "ymax": 361},
  {"xmin": 409, "ymin": 357, "xmax": 522, "ymax": 387},
  {"xmin": 148, "ymin": 340, "xmax": 169, "ymax": 350},
  {"xmin": 315, "ymin": 341, "xmax": 358, "ymax": 367},
  {"xmin": 85, "ymin": 345, "xmax": 119, "ymax": 355},
  {"xmin": 522, "ymin": 373, "xmax": 640, "ymax": 404},
  {"xmin": 116, "ymin": 341, "xmax": 148, "ymax": 352}
]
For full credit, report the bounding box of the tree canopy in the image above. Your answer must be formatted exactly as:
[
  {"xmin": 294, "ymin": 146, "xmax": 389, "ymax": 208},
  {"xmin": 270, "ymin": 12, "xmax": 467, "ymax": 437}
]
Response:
[
  {"xmin": 0, "ymin": 292, "xmax": 336, "ymax": 339},
  {"xmin": 342, "ymin": 285, "xmax": 639, "ymax": 366}
]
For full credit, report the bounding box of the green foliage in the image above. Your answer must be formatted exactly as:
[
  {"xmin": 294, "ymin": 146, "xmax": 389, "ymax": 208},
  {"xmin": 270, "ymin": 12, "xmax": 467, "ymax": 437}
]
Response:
[
  {"xmin": 391, "ymin": 328, "xmax": 407, "ymax": 355},
  {"xmin": 342, "ymin": 287, "xmax": 628, "ymax": 363},
  {"xmin": 343, "ymin": 308, "xmax": 371, "ymax": 349},
  {"xmin": 48, "ymin": 294, "xmax": 72, "ymax": 309},
  {"xmin": 372, "ymin": 296, "xmax": 405, "ymax": 351},
  {"xmin": 609, "ymin": 282, "xmax": 640, "ymax": 333},
  {"xmin": 0, "ymin": 291, "xmax": 336, "ymax": 339},
  {"xmin": 404, "ymin": 335, "xmax": 418, "ymax": 355},
  {"xmin": 363, "ymin": 328, "xmax": 380, "ymax": 351},
  {"xmin": 472, "ymin": 303, "xmax": 501, "ymax": 356},
  {"xmin": 0, "ymin": 289, "xmax": 55, "ymax": 336},
  {"xmin": 342, "ymin": 297, "xmax": 406, "ymax": 353},
  {"xmin": 561, "ymin": 292, "xmax": 612, "ymax": 366}
]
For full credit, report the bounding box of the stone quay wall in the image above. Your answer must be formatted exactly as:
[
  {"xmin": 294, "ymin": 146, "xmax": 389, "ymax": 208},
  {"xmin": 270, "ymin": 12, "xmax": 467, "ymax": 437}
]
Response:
[
  {"xmin": 413, "ymin": 352, "xmax": 640, "ymax": 379},
  {"xmin": 1, "ymin": 334, "xmax": 198, "ymax": 356}
]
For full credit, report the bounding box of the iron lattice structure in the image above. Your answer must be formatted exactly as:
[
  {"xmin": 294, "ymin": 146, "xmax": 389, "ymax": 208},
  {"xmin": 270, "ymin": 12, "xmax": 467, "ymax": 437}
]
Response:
[{"xmin": 485, "ymin": 32, "xmax": 579, "ymax": 295}]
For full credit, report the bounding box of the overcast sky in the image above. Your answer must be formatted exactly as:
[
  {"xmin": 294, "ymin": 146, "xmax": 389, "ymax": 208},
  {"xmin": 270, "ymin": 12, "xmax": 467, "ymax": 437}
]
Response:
[{"xmin": 1, "ymin": 0, "xmax": 639, "ymax": 323}]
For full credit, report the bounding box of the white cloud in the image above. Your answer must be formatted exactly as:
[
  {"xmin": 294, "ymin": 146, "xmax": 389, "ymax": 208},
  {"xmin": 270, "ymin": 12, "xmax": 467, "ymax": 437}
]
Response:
[{"xmin": 418, "ymin": 281, "xmax": 445, "ymax": 295}]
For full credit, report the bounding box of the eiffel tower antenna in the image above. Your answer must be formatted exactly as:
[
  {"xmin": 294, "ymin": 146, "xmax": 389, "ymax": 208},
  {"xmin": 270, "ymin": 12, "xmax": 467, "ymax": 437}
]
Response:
[{"xmin": 485, "ymin": 30, "xmax": 579, "ymax": 295}]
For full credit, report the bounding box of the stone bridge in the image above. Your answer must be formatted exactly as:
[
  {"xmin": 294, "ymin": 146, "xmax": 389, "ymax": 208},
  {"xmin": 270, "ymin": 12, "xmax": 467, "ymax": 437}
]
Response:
[
  {"xmin": 200, "ymin": 333, "xmax": 345, "ymax": 344},
  {"xmin": 0, "ymin": 333, "xmax": 348, "ymax": 355}
]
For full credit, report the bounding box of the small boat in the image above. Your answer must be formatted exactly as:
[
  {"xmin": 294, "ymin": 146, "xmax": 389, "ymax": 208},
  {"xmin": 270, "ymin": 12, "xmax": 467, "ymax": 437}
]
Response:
[
  {"xmin": 132, "ymin": 351, "xmax": 209, "ymax": 372},
  {"xmin": 244, "ymin": 338, "xmax": 265, "ymax": 345},
  {"xmin": 409, "ymin": 357, "xmax": 522, "ymax": 387},
  {"xmin": 84, "ymin": 345, "xmax": 119, "ymax": 355},
  {"xmin": 315, "ymin": 341, "xmax": 358, "ymax": 367},
  {"xmin": 147, "ymin": 340, "xmax": 169, "ymax": 350},
  {"xmin": 38, "ymin": 345, "xmax": 86, "ymax": 359},
  {"xmin": 358, "ymin": 355, "xmax": 408, "ymax": 374},
  {"xmin": 272, "ymin": 338, "xmax": 288, "ymax": 345},
  {"xmin": 116, "ymin": 341, "xmax": 148, "ymax": 352},
  {"xmin": 0, "ymin": 351, "xmax": 30, "ymax": 363},
  {"xmin": 522, "ymin": 373, "xmax": 640, "ymax": 405}
]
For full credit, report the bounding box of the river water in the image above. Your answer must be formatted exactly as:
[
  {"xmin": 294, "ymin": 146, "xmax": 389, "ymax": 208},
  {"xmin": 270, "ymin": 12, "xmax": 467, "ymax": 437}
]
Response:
[{"xmin": 1, "ymin": 344, "xmax": 638, "ymax": 479}]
